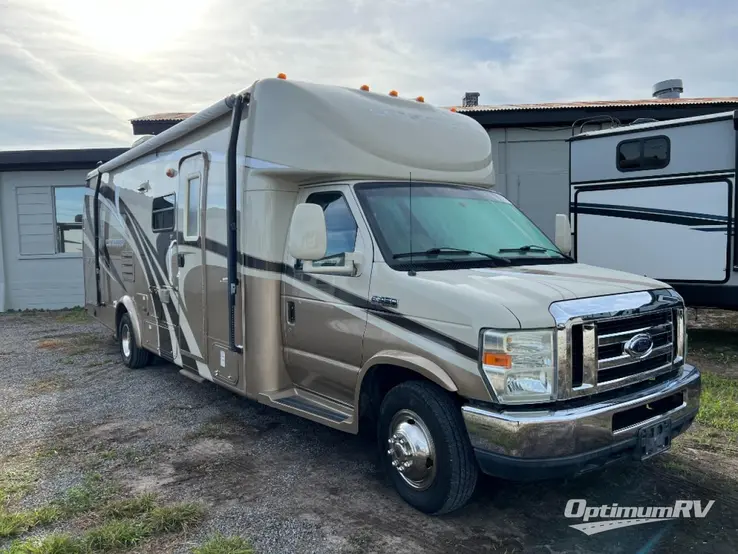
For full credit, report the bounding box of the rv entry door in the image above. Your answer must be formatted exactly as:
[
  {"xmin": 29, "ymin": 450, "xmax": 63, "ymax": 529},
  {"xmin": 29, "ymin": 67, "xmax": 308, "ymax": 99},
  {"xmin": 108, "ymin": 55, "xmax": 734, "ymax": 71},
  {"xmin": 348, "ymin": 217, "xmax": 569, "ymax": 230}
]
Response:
[{"xmin": 175, "ymin": 153, "xmax": 209, "ymax": 372}]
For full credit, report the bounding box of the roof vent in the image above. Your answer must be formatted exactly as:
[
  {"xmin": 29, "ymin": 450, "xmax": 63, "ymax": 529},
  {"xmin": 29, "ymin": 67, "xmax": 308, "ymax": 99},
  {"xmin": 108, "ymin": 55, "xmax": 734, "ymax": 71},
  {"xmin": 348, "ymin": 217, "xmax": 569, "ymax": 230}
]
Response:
[
  {"xmin": 652, "ymin": 79, "xmax": 683, "ymax": 99},
  {"xmin": 463, "ymin": 92, "xmax": 480, "ymax": 107}
]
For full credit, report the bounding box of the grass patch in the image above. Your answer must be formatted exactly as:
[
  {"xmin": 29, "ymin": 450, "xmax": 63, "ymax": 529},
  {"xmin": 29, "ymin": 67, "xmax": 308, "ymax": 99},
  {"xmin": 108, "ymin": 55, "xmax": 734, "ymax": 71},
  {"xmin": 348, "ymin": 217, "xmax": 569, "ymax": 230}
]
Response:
[
  {"xmin": 697, "ymin": 372, "xmax": 738, "ymax": 432},
  {"xmin": 0, "ymin": 466, "xmax": 37, "ymax": 506},
  {"xmin": 1, "ymin": 498, "xmax": 205, "ymax": 554},
  {"xmin": 56, "ymin": 308, "xmax": 88, "ymax": 324},
  {"xmin": 0, "ymin": 506, "xmax": 60, "ymax": 538},
  {"xmin": 0, "ymin": 475, "xmax": 118, "ymax": 539},
  {"xmin": 193, "ymin": 534, "xmax": 254, "ymax": 554}
]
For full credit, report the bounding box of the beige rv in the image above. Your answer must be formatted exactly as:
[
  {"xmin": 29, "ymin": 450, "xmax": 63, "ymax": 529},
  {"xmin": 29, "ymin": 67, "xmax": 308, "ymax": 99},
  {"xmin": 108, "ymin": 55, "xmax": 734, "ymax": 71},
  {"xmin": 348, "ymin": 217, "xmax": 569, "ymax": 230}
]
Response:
[{"xmin": 84, "ymin": 77, "xmax": 701, "ymax": 514}]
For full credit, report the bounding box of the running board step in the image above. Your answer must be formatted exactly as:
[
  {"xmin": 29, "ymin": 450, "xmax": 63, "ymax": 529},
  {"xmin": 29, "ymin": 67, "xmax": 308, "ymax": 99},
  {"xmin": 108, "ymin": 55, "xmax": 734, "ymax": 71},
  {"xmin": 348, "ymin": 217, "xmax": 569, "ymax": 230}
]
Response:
[
  {"xmin": 179, "ymin": 369, "xmax": 205, "ymax": 384},
  {"xmin": 268, "ymin": 389, "xmax": 352, "ymax": 424}
]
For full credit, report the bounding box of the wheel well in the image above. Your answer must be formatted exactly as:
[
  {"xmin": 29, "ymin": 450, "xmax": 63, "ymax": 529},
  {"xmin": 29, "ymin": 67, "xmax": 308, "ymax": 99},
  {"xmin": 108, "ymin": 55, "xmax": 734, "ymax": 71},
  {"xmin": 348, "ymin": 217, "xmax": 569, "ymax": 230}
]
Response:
[
  {"xmin": 358, "ymin": 364, "xmax": 459, "ymax": 432},
  {"xmin": 114, "ymin": 304, "xmax": 128, "ymax": 337}
]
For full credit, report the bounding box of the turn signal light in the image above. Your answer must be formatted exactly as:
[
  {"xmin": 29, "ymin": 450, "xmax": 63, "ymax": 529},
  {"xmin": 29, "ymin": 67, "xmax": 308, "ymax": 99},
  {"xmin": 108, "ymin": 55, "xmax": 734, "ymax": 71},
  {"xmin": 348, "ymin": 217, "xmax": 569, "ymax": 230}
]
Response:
[
  {"xmin": 416, "ymin": 96, "xmax": 425, "ymax": 103},
  {"xmin": 483, "ymin": 352, "xmax": 512, "ymax": 369},
  {"xmin": 360, "ymin": 84, "xmax": 370, "ymax": 91},
  {"xmin": 277, "ymin": 73, "xmax": 287, "ymax": 79},
  {"xmin": 450, "ymin": 107, "xmax": 458, "ymax": 112},
  {"xmin": 389, "ymin": 90, "xmax": 399, "ymax": 97}
]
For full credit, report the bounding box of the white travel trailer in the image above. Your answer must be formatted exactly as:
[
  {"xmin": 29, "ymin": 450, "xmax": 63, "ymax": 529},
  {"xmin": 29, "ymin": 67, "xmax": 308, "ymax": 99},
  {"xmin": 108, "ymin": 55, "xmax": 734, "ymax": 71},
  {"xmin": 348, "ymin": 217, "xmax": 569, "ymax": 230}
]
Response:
[
  {"xmin": 569, "ymin": 111, "xmax": 737, "ymax": 310},
  {"xmin": 84, "ymin": 76, "xmax": 700, "ymax": 515}
]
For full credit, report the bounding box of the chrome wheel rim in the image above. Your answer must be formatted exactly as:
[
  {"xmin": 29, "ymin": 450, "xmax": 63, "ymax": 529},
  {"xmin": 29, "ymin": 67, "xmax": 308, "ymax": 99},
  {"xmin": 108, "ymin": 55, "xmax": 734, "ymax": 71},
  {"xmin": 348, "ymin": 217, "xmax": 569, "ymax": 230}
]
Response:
[
  {"xmin": 121, "ymin": 324, "xmax": 132, "ymax": 359},
  {"xmin": 387, "ymin": 409, "xmax": 436, "ymax": 491}
]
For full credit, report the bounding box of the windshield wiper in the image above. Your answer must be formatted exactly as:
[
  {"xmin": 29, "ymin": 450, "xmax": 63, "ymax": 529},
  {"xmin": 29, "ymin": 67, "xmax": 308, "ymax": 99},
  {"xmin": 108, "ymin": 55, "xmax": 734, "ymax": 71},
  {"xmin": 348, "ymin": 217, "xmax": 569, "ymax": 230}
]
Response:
[
  {"xmin": 393, "ymin": 247, "xmax": 511, "ymax": 265},
  {"xmin": 498, "ymin": 244, "xmax": 574, "ymax": 261}
]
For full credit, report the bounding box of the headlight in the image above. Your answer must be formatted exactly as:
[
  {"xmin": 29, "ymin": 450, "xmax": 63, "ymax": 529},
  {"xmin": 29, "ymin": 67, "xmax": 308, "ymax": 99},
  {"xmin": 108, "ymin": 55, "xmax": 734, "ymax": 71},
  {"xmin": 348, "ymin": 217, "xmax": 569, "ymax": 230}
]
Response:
[{"xmin": 480, "ymin": 329, "xmax": 556, "ymax": 404}]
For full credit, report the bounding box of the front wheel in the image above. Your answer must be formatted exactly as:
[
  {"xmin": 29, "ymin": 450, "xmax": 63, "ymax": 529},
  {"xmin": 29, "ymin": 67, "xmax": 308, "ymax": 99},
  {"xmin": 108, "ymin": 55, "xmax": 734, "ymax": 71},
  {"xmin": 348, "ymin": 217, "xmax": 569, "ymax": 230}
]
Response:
[
  {"xmin": 378, "ymin": 381, "xmax": 478, "ymax": 514},
  {"xmin": 118, "ymin": 313, "xmax": 151, "ymax": 369}
]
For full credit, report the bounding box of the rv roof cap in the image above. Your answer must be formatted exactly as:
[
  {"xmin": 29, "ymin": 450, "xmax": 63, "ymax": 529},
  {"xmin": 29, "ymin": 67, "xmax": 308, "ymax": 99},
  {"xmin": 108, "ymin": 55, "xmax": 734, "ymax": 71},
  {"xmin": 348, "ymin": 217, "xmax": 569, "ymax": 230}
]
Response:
[{"xmin": 90, "ymin": 78, "xmax": 495, "ymax": 187}]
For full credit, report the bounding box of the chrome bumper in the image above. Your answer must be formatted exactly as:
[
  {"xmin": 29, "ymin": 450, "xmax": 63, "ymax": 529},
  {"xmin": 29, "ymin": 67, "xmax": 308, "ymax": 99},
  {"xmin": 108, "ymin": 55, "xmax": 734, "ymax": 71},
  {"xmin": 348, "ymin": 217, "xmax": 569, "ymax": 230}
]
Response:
[{"xmin": 462, "ymin": 364, "xmax": 700, "ymax": 463}]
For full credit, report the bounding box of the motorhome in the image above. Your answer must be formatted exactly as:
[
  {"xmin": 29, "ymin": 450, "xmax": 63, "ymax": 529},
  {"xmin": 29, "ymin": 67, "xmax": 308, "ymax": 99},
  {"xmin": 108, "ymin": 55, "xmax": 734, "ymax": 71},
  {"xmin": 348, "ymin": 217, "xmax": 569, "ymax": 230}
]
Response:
[
  {"xmin": 570, "ymin": 111, "xmax": 737, "ymax": 310},
  {"xmin": 84, "ymin": 76, "xmax": 701, "ymax": 515}
]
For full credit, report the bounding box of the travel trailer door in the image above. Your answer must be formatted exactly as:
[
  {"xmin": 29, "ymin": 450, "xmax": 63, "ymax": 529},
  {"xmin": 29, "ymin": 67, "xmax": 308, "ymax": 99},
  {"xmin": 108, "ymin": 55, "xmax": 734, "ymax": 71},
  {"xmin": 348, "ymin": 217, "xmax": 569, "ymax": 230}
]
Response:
[{"xmin": 175, "ymin": 153, "xmax": 209, "ymax": 370}]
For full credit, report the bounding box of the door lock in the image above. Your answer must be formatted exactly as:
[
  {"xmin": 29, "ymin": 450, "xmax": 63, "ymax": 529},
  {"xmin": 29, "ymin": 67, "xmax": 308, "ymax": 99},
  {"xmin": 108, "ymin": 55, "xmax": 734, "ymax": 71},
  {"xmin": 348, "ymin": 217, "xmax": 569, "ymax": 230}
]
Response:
[{"xmin": 287, "ymin": 301, "xmax": 296, "ymax": 324}]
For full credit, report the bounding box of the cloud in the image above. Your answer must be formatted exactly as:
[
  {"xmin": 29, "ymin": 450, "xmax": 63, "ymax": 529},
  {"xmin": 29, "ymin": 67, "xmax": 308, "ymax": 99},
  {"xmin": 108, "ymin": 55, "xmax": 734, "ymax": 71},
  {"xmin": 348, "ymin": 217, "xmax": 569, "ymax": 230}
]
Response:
[{"xmin": 1, "ymin": 0, "xmax": 737, "ymax": 149}]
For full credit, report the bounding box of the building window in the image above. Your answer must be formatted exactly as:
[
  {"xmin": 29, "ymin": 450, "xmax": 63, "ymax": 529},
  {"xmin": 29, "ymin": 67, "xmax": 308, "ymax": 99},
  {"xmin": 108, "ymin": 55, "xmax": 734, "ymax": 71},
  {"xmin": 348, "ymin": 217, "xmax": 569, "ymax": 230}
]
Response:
[
  {"xmin": 305, "ymin": 191, "xmax": 358, "ymax": 259},
  {"xmin": 184, "ymin": 175, "xmax": 201, "ymax": 241},
  {"xmin": 617, "ymin": 136, "xmax": 670, "ymax": 172},
  {"xmin": 152, "ymin": 194, "xmax": 175, "ymax": 232},
  {"xmin": 53, "ymin": 187, "xmax": 86, "ymax": 254}
]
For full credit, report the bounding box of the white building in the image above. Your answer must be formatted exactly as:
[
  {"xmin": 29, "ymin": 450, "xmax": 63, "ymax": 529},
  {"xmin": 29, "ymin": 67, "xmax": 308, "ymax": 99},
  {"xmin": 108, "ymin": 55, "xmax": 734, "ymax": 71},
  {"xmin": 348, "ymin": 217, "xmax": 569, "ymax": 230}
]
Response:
[{"xmin": 0, "ymin": 148, "xmax": 126, "ymax": 311}]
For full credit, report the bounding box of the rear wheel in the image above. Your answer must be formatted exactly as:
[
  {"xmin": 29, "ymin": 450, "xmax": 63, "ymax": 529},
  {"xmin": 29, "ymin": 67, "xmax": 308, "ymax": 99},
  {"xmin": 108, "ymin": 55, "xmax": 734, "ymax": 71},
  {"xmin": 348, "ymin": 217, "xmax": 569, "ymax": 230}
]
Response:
[
  {"xmin": 118, "ymin": 313, "xmax": 150, "ymax": 369},
  {"xmin": 378, "ymin": 381, "xmax": 478, "ymax": 514}
]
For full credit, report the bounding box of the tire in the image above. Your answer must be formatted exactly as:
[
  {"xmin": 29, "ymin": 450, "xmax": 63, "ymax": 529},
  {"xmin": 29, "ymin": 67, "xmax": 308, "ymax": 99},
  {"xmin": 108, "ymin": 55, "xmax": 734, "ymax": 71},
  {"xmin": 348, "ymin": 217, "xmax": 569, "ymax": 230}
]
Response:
[
  {"xmin": 378, "ymin": 380, "xmax": 478, "ymax": 515},
  {"xmin": 118, "ymin": 313, "xmax": 150, "ymax": 369}
]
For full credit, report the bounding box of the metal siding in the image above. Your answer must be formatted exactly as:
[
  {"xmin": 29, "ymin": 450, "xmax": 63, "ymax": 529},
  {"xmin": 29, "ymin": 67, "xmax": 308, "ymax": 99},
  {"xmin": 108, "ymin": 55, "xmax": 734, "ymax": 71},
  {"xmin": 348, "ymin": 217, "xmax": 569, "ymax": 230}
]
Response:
[
  {"xmin": 1, "ymin": 170, "xmax": 91, "ymax": 310},
  {"xmin": 487, "ymin": 128, "xmax": 571, "ymax": 238}
]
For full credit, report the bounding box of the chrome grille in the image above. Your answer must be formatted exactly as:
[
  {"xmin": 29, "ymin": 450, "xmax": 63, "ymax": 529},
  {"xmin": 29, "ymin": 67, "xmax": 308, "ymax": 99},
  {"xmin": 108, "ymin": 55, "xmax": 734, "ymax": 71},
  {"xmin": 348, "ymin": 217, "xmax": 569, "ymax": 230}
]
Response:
[
  {"xmin": 596, "ymin": 310, "xmax": 673, "ymax": 383},
  {"xmin": 550, "ymin": 289, "xmax": 686, "ymax": 400}
]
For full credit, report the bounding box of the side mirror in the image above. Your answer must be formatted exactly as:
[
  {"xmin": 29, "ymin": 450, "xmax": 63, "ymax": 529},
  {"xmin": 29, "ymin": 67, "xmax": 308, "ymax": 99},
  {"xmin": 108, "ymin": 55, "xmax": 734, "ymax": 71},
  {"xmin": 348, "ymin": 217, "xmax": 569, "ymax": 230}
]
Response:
[
  {"xmin": 554, "ymin": 214, "xmax": 572, "ymax": 256},
  {"xmin": 288, "ymin": 204, "xmax": 327, "ymax": 261}
]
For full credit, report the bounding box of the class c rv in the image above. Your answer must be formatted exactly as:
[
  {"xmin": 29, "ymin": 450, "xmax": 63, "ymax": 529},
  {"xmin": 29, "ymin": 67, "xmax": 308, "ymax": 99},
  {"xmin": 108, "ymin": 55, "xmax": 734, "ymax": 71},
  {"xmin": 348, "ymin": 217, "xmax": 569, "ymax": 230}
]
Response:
[
  {"xmin": 570, "ymin": 111, "xmax": 738, "ymax": 310},
  {"xmin": 84, "ymin": 77, "xmax": 701, "ymax": 515}
]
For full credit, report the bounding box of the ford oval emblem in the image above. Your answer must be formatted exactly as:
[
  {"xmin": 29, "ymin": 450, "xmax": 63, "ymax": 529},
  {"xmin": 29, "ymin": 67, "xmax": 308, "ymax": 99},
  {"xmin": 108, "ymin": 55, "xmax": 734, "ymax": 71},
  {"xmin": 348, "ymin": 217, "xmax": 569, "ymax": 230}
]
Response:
[{"xmin": 624, "ymin": 333, "xmax": 654, "ymax": 359}]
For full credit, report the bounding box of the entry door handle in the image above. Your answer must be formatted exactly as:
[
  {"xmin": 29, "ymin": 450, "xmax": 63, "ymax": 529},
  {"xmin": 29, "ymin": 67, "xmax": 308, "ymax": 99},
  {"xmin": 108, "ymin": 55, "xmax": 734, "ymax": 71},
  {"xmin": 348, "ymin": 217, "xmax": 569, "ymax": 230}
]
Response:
[{"xmin": 177, "ymin": 253, "xmax": 186, "ymax": 267}]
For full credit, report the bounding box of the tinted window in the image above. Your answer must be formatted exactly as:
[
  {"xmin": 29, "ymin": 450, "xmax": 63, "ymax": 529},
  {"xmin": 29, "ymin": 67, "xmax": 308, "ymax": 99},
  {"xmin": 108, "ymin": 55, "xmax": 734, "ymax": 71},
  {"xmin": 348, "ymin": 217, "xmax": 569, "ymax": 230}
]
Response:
[
  {"xmin": 355, "ymin": 183, "xmax": 567, "ymax": 269},
  {"xmin": 306, "ymin": 192, "xmax": 358, "ymax": 257},
  {"xmin": 54, "ymin": 187, "xmax": 86, "ymax": 253},
  {"xmin": 152, "ymin": 194, "xmax": 175, "ymax": 232},
  {"xmin": 186, "ymin": 176, "xmax": 201, "ymax": 238},
  {"xmin": 617, "ymin": 136, "xmax": 670, "ymax": 171}
]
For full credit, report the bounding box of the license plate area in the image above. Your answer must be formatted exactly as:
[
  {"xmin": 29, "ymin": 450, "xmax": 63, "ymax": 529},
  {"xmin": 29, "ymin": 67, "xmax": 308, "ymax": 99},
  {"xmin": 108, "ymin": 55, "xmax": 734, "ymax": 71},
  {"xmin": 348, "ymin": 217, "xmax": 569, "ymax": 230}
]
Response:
[{"xmin": 638, "ymin": 418, "xmax": 672, "ymax": 460}]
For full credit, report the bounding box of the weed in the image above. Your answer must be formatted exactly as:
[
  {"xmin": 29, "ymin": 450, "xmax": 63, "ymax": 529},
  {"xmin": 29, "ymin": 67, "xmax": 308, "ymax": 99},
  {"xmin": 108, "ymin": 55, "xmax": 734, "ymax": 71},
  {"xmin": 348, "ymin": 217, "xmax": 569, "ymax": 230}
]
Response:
[
  {"xmin": 0, "ymin": 506, "xmax": 60, "ymax": 538},
  {"xmin": 193, "ymin": 534, "xmax": 254, "ymax": 554}
]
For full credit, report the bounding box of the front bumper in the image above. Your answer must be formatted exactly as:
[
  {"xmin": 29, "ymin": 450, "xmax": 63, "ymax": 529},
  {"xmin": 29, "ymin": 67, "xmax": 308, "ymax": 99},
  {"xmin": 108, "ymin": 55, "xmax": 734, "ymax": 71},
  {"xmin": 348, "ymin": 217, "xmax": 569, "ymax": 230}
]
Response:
[{"xmin": 462, "ymin": 364, "xmax": 700, "ymax": 481}]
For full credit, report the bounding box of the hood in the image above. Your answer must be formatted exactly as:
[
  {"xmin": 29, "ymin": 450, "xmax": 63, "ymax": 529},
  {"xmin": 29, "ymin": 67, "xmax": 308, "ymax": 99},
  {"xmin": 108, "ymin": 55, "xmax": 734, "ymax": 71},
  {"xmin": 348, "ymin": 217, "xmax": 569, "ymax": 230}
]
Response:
[{"xmin": 381, "ymin": 263, "xmax": 668, "ymax": 329}]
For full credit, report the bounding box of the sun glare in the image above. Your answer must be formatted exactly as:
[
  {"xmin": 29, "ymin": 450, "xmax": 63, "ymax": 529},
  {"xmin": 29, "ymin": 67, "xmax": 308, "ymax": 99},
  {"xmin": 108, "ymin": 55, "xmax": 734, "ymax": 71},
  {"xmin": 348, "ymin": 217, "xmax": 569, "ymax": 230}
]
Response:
[{"xmin": 55, "ymin": 0, "xmax": 211, "ymax": 59}]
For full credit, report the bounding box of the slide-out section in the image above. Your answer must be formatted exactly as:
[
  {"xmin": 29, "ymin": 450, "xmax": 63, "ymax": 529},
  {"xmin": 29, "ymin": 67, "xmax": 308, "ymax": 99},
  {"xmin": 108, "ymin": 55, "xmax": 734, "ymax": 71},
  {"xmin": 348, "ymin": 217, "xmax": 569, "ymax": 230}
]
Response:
[{"xmin": 573, "ymin": 178, "xmax": 732, "ymax": 283}]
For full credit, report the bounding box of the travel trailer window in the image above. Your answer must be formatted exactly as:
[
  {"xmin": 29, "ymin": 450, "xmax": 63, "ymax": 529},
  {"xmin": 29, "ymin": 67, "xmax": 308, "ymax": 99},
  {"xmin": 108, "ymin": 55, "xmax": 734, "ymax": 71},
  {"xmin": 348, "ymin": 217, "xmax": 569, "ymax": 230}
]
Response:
[
  {"xmin": 306, "ymin": 192, "xmax": 358, "ymax": 259},
  {"xmin": 617, "ymin": 136, "xmax": 670, "ymax": 172},
  {"xmin": 152, "ymin": 194, "xmax": 175, "ymax": 233},
  {"xmin": 356, "ymin": 182, "xmax": 569, "ymax": 270},
  {"xmin": 184, "ymin": 175, "xmax": 201, "ymax": 240}
]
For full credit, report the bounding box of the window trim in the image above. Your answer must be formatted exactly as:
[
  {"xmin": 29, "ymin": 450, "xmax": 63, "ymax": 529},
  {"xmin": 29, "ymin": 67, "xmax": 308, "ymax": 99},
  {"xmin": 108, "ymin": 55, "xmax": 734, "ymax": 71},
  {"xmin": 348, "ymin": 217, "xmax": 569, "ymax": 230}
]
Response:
[
  {"xmin": 305, "ymin": 190, "xmax": 359, "ymax": 261},
  {"xmin": 16, "ymin": 185, "xmax": 88, "ymax": 258},
  {"xmin": 152, "ymin": 193, "xmax": 176, "ymax": 233},
  {"xmin": 182, "ymin": 173, "xmax": 202, "ymax": 242},
  {"xmin": 616, "ymin": 135, "xmax": 671, "ymax": 173}
]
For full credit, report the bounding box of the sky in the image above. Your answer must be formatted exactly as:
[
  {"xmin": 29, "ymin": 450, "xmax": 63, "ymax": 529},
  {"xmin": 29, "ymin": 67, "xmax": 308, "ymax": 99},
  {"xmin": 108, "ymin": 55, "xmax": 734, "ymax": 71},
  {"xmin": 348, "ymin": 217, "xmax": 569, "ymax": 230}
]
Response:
[{"xmin": 1, "ymin": 0, "xmax": 738, "ymax": 149}]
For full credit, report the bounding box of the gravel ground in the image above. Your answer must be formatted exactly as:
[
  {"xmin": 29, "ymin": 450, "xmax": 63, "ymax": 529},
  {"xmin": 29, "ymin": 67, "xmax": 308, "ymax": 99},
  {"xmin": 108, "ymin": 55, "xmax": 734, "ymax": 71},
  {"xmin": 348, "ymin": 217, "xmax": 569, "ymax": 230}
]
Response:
[{"xmin": 1, "ymin": 311, "xmax": 737, "ymax": 553}]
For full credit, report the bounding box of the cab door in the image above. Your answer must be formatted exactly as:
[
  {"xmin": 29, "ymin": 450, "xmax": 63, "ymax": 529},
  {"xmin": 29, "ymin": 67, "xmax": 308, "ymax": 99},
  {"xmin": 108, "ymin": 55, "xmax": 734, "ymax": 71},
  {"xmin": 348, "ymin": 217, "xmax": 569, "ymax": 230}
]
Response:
[
  {"xmin": 175, "ymin": 153, "xmax": 208, "ymax": 371},
  {"xmin": 282, "ymin": 185, "xmax": 373, "ymax": 405}
]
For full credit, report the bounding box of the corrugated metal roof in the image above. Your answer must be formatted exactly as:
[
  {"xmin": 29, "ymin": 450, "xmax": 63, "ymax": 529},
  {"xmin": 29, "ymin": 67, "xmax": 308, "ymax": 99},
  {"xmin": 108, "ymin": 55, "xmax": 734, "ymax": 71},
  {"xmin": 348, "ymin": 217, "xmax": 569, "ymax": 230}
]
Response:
[
  {"xmin": 130, "ymin": 112, "xmax": 195, "ymax": 122},
  {"xmin": 455, "ymin": 97, "xmax": 738, "ymax": 112}
]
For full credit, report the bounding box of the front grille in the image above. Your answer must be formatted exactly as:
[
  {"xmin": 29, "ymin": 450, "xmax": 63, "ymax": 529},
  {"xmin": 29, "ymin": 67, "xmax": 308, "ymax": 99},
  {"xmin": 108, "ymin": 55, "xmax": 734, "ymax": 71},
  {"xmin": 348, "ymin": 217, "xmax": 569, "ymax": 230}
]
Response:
[
  {"xmin": 596, "ymin": 309, "xmax": 674, "ymax": 383},
  {"xmin": 551, "ymin": 289, "xmax": 685, "ymax": 400}
]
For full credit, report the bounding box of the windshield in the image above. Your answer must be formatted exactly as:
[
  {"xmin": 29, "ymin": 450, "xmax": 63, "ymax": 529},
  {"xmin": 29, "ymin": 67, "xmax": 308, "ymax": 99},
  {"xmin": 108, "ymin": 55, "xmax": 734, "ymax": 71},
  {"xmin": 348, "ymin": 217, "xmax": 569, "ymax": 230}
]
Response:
[{"xmin": 355, "ymin": 182, "xmax": 569, "ymax": 270}]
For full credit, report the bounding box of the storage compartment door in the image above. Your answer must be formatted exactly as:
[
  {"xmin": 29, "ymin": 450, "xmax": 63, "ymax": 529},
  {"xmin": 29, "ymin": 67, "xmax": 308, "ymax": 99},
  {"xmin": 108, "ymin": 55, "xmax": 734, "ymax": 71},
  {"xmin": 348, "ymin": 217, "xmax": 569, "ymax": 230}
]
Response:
[{"xmin": 573, "ymin": 179, "xmax": 731, "ymax": 283}]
